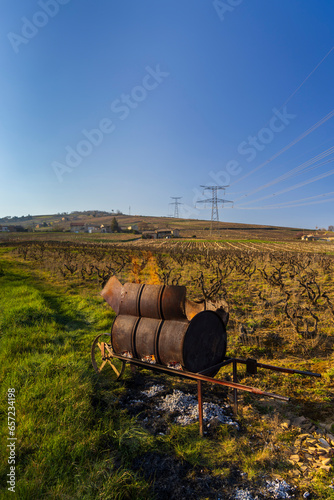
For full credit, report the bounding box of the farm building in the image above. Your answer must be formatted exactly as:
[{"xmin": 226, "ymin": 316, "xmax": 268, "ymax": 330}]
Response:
[
  {"xmin": 301, "ymin": 233, "xmax": 334, "ymax": 242},
  {"xmin": 0, "ymin": 226, "xmax": 17, "ymax": 232},
  {"xmin": 143, "ymin": 229, "xmax": 180, "ymax": 239},
  {"xmin": 142, "ymin": 231, "xmax": 157, "ymax": 239},
  {"xmin": 157, "ymin": 229, "xmax": 180, "ymax": 238},
  {"xmin": 158, "ymin": 229, "xmax": 176, "ymax": 239},
  {"xmin": 301, "ymin": 234, "xmax": 320, "ymax": 241},
  {"xmin": 70, "ymin": 222, "xmax": 86, "ymax": 233},
  {"xmin": 157, "ymin": 229, "xmax": 172, "ymax": 239},
  {"xmin": 71, "ymin": 223, "xmax": 114, "ymax": 234},
  {"xmin": 86, "ymin": 225, "xmax": 101, "ymax": 234}
]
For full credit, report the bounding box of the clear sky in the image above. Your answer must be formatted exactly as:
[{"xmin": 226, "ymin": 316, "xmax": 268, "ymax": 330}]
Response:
[{"xmin": 1, "ymin": 0, "xmax": 334, "ymax": 229}]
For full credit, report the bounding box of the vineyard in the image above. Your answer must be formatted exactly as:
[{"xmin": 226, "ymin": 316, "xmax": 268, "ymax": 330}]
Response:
[
  {"xmin": 123, "ymin": 237, "xmax": 334, "ymax": 255},
  {"xmin": 10, "ymin": 238, "xmax": 334, "ymax": 363}
]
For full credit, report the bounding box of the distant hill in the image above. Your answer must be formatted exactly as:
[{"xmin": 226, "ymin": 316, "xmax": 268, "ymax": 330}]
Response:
[{"xmin": 0, "ymin": 211, "xmax": 308, "ymax": 241}]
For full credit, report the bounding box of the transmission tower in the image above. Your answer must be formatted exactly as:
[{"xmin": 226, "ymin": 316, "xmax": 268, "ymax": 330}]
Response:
[
  {"xmin": 196, "ymin": 186, "xmax": 233, "ymax": 231},
  {"xmin": 169, "ymin": 197, "xmax": 183, "ymax": 218}
]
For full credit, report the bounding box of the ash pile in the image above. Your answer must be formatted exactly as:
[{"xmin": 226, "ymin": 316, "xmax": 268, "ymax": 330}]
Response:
[{"xmin": 123, "ymin": 384, "xmax": 239, "ymax": 434}]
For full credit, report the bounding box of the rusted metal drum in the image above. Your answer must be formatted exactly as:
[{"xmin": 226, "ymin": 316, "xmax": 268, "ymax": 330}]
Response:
[
  {"xmin": 111, "ymin": 311, "xmax": 227, "ymax": 373},
  {"xmin": 111, "ymin": 315, "xmax": 162, "ymax": 360},
  {"xmin": 182, "ymin": 311, "xmax": 227, "ymax": 373},
  {"xmin": 158, "ymin": 311, "xmax": 226, "ymax": 373},
  {"xmin": 119, "ymin": 283, "xmax": 144, "ymax": 316},
  {"xmin": 140, "ymin": 285, "xmax": 164, "ymax": 319},
  {"xmin": 157, "ymin": 320, "xmax": 188, "ymax": 366},
  {"xmin": 117, "ymin": 283, "xmax": 186, "ymax": 320},
  {"xmin": 135, "ymin": 317, "xmax": 163, "ymax": 361},
  {"xmin": 111, "ymin": 315, "xmax": 140, "ymax": 357},
  {"xmin": 161, "ymin": 285, "xmax": 186, "ymax": 320}
]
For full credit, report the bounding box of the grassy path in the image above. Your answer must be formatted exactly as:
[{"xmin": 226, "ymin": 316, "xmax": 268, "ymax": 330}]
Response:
[{"xmin": 0, "ymin": 251, "xmax": 153, "ymax": 499}]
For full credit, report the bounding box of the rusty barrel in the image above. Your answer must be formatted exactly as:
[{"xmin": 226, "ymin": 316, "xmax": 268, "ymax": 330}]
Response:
[
  {"xmin": 118, "ymin": 283, "xmax": 186, "ymax": 320},
  {"xmin": 111, "ymin": 310, "xmax": 227, "ymax": 373},
  {"xmin": 111, "ymin": 315, "xmax": 140, "ymax": 357}
]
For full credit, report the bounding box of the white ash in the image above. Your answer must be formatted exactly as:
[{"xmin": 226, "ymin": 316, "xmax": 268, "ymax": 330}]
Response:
[
  {"xmin": 158, "ymin": 389, "xmax": 239, "ymax": 429},
  {"xmin": 264, "ymin": 479, "xmax": 294, "ymax": 499},
  {"xmin": 141, "ymin": 385, "xmax": 165, "ymax": 398},
  {"xmin": 234, "ymin": 488, "xmax": 258, "ymax": 500},
  {"xmin": 167, "ymin": 362, "xmax": 182, "ymax": 370},
  {"xmin": 233, "ymin": 480, "xmax": 294, "ymax": 500},
  {"xmin": 121, "ymin": 351, "xmax": 133, "ymax": 358}
]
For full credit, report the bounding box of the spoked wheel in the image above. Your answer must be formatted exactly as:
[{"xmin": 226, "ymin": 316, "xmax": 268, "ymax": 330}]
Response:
[{"xmin": 91, "ymin": 333, "xmax": 126, "ymax": 380}]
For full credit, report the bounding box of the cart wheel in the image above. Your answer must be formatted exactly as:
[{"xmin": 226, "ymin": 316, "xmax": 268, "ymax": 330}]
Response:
[{"xmin": 91, "ymin": 333, "xmax": 126, "ymax": 380}]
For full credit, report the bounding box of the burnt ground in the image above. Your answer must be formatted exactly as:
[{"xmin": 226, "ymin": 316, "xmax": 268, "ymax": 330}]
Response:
[
  {"xmin": 119, "ymin": 370, "xmax": 233, "ymax": 436},
  {"xmin": 132, "ymin": 451, "xmax": 245, "ymax": 500},
  {"xmin": 117, "ymin": 371, "xmax": 300, "ymax": 500}
]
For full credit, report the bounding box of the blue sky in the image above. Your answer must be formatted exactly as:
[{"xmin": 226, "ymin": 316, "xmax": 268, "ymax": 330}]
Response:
[{"xmin": 1, "ymin": 0, "xmax": 334, "ymax": 229}]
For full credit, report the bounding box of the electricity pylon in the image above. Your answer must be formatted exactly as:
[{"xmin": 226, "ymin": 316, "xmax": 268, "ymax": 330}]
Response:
[
  {"xmin": 169, "ymin": 197, "xmax": 183, "ymax": 218},
  {"xmin": 196, "ymin": 185, "xmax": 233, "ymax": 233}
]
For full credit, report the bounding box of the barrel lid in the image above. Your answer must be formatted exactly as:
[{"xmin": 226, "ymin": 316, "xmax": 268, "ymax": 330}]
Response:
[{"xmin": 182, "ymin": 311, "xmax": 227, "ymax": 373}]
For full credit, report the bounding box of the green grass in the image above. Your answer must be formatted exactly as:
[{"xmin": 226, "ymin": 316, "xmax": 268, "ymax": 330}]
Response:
[{"xmin": 0, "ymin": 256, "xmax": 155, "ymax": 499}]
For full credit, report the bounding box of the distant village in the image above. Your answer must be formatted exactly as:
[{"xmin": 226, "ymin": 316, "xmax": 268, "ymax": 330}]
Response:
[
  {"xmin": 69, "ymin": 221, "xmax": 179, "ymax": 239},
  {"xmin": 0, "ymin": 211, "xmax": 181, "ymax": 239},
  {"xmin": 301, "ymin": 225, "xmax": 334, "ymax": 241}
]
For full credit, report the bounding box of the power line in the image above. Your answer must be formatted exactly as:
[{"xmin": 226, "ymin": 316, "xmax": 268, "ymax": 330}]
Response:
[
  {"xmin": 241, "ymin": 190, "xmax": 334, "ymax": 207},
  {"xmin": 231, "ymin": 108, "xmax": 334, "ymax": 188},
  {"xmin": 215, "ymin": 47, "xmax": 334, "ymax": 213},
  {"xmin": 234, "ymin": 146, "xmax": 334, "ymax": 203},
  {"xmin": 250, "ymin": 47, "xmax": 334, "ymax": 133},
  {"xmin": 219, "ymin": 46, "xmax": 334, "ymax": 190},
  {"xmin": 279, "ymin": 46, "xmax": 334, "ymax": 111},
  {"xmin": 237, "ymin": 166, "xmax": 334, "ymax": 207},
  {"xmin": 235, "ymin": 192, "xmax": 334, "ymax": 210}
]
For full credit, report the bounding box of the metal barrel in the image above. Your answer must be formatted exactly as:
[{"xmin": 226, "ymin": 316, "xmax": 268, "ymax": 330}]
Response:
[
  {"xmin": 161, "ymin": 285, "xmax": 186, "ymax": 320},
  {"xmin": 111, "ymin": 315, "xmax": 163, "ymax": 361},
  {"xmin": 140, "ymin": 284, "xmax": 164, "ymax": 319},
  {"xmin": 118, "ymin": 283, "xmax": 144, "ymax": 316},
  {"xmin": 159, "ymin": 311, "xmax": 226, "ymax": 372},
  {"xmin": 111, "ymin": 311, "xmax": 227, "ymax": 373},
  {"xmin": 117, "ymin": 283, "xmax": 187, "ymax": 320},
  {"xmin": 182, "ymin": 311, "xmax": 227, "ymax": 373},
  {"xmin": 100, "ymin": 275, "xmax": 122, "ymax": 314},
  {"xmin": 158, "ymin": 320, "xmax": 189, "ymax": 367},
  {"xmin": 135, "ymin": 317, "xmax": 163, "ymax": 362},
  {"xmin": 111, "ymin": 315, "xmax": 140, "ymax": 358}
]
